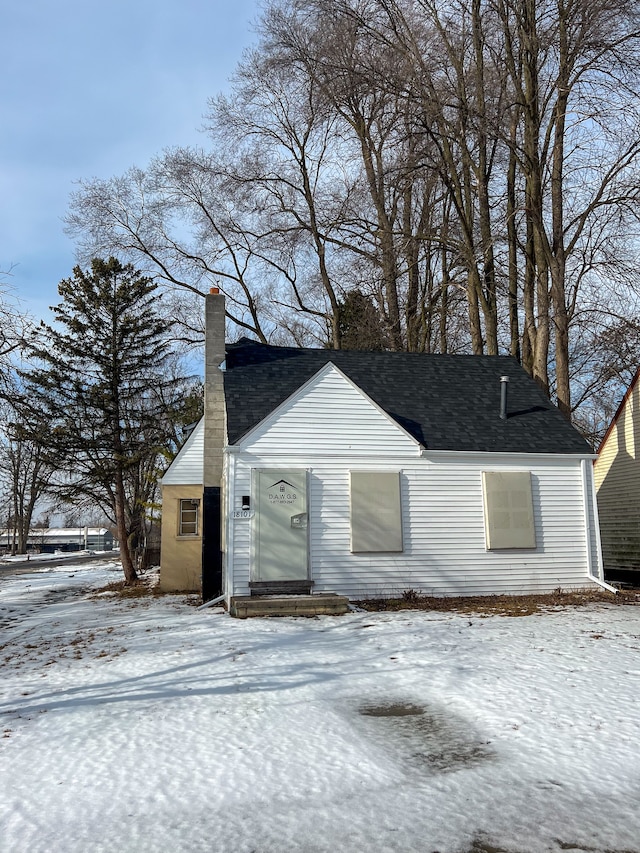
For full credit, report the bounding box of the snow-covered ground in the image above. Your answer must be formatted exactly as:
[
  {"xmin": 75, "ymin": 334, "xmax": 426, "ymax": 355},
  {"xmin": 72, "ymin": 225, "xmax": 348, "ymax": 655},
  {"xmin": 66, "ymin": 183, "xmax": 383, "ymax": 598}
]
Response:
[{"xmin": 1, "ymin": 561, "xmax": 640, "ymax": 853}]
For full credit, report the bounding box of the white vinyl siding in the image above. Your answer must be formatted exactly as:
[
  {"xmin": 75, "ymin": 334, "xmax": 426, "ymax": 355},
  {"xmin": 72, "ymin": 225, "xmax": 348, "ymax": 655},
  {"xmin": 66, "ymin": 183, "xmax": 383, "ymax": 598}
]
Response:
[
  {"xmin": 350, "ymin": 471, "xmax": 402, "ymax": 552},
  {"xmin": 162, "ymin": 419, "xmax": 204, "ymax": 485},
  {"xmin": 227, "ymin": 462, "xmax": 252, "ymax": 590},
  {"xmin": 482, "ymin": 471, "xmax": 536, "ymax": 550},
  {"xmin": 239, "ymin": 364, "xmax": 420, "ymax": 458},
  {"xmin": 582, "ymin": 459, "xmax": 603, "ymax": 579},
  {"xmin": 228, "ymin": 453, "xmax": 600, "ymax": 600}
]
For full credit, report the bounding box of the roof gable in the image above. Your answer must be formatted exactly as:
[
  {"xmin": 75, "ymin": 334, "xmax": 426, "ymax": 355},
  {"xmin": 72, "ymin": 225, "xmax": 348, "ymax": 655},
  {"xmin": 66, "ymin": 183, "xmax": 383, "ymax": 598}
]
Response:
[
  {"xmin": 235, "ymin": 362, "xmax": 421, "ymax": 455},
  {"xmin": 596, "ymin": 368, "xmax": 640, "ymax": 455}
]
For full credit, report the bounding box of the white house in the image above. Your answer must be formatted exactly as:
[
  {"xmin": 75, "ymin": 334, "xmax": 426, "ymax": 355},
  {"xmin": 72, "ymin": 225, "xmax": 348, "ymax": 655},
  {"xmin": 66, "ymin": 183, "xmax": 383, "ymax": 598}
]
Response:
[{"xmin": 160, "ymin": 291, "xmax": 609, "ymax": 615}]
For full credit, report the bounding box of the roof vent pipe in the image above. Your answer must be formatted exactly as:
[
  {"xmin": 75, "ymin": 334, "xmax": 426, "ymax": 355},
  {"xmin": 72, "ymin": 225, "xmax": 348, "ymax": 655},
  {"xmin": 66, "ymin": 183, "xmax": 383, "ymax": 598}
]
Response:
[{"xmin": 500, "ymin": 375, "xmax": 509, "ymax": 420}]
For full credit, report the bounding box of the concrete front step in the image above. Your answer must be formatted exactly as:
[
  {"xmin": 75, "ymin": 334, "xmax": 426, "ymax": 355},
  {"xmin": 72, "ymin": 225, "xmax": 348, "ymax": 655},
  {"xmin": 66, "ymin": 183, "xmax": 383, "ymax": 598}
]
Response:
[{"xmin": 229, "ymin": 593, "xmax": 350, "ymax": 619}]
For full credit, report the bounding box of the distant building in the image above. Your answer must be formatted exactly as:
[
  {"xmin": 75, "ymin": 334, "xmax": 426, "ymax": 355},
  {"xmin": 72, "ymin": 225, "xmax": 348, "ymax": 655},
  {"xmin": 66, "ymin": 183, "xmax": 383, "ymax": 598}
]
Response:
[{"xmin": 0, "ymin": 527, "xmax": 114, "ymax": 553}]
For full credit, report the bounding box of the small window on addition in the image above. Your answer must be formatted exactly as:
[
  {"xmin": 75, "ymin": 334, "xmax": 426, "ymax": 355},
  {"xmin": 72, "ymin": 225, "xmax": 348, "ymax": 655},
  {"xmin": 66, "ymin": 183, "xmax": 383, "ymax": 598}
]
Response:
[{"xmin": 179, "ymin": 498, "xmax": 200, "ymax": 536}]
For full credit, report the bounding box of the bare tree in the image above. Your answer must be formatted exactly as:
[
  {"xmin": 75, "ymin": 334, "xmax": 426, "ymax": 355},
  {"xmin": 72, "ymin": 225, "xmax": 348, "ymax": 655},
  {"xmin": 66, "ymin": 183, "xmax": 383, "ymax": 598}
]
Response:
[
  {"xmin": 494, "ymin": 0, "xmax": 640, "ymax": 414},
  {"xmin": 0, "ymin": 400, "xmax": 54, "ymax": 554},
  {"xmin": 0, "ymin": 267, "xmax": 32, "ymax": 398},
  {"xmin": 65, "ymin": 0, "xmax": 640, "ymax": 434}
]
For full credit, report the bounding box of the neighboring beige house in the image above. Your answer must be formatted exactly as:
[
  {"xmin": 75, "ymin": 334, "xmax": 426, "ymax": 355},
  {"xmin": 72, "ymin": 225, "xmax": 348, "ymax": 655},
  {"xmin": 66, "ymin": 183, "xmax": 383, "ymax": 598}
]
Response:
[
  {"xmin": 594, "ymin": 371, "xmax": 640, "ymax": 572},
  {"xmin": 159, "ymin": 291, "xmax": 610, "ymax": 612}
]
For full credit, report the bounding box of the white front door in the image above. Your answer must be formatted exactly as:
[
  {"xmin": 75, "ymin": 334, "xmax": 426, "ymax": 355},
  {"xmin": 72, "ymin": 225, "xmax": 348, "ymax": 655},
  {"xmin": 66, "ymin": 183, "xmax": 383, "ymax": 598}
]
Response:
[{"xmin": 254, "ymin": 469, "xmax": 308, "ymax": 582}]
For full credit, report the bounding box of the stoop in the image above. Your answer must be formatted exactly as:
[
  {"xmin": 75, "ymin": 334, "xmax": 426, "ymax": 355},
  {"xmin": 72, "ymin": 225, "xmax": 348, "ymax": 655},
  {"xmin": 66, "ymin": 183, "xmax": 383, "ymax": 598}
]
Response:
[{"xmin": 229, "ymin": 593, "xmax": 349, "ymax": 618}]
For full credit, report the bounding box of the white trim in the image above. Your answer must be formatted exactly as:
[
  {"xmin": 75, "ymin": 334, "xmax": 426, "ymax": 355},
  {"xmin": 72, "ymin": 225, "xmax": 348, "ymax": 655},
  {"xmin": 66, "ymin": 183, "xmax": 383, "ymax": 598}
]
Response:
[
  {"xmin": 249, "ymin": 468, "xmax": 258, "ymax": 582},
  {"xmin": 421, "ymin": 449, "xmax": 596, "ymax": 461},
  {"xmin": 581, "ymin": 458, "xmax": 595, "ymax": 579},
  {"xmin": 591, "ymin": 576, "xmax": 618, "ymax": 594},
  {"xmin": 225, "ymin": 447, "xmax": 595, "ymax": 462},
  {"xmin": 224, "ymin": 451, "xmax": 235, "ymax": 608},
  {"xmin": 234, "ymin": 362, "xmax": 423, "ymax": 450},
  {"xmin": 578, "ymin": 460, "xmax": 613, "ymax": 592},
  {"xmin": 226, "ymin": 448, "xmax": 411, "ymax": 458},
  {"xmin": 590, "ymin": 465, "xmax": 606, "ymax": 576}
]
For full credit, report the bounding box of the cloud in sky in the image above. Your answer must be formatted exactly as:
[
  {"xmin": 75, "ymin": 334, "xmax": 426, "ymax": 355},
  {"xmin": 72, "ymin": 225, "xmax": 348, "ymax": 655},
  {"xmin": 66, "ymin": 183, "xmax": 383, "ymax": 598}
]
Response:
[{"xmin": 1, "ymin": 0, "xmax": 258, "ymax": 319}]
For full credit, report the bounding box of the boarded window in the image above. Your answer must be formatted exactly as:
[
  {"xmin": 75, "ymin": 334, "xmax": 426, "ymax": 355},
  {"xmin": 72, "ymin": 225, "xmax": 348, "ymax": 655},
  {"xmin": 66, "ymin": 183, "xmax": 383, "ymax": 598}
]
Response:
[
  {"xmin": 350, "ymin": 471, "xmax": 403, "ymax": 552},
  {"xmin": 482, "ymin": 471, "xmax": 536, "ymax": 550},
  {"xmin": 179, "ymin": 499, "xmax": 200, "ymax": 536}
]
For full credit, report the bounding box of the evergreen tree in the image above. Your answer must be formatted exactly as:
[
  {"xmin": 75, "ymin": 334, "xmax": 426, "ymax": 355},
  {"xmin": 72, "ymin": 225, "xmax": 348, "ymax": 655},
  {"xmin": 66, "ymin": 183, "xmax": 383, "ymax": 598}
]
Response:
[
  {"xmin": 336, "ymin": 291, "xmax": 389, "ymax": 351},
  {"xmin": 21, "ymin": 257, "xmax": 181, "ymax": 583}
]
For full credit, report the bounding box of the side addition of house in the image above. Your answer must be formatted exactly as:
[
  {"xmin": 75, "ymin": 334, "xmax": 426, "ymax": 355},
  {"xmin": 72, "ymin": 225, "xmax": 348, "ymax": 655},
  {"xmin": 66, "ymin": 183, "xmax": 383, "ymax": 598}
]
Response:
[{"xmin": 159, "ymin": 419, "xmax": 204, "ymax": 592}]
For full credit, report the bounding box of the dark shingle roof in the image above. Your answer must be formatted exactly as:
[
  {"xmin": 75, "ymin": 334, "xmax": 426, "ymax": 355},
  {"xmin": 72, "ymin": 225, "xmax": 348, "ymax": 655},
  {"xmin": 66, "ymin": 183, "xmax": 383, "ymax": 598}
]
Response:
[{"xmin": 223, "ymin": 339, "xmax": 591, "ymax": 455}]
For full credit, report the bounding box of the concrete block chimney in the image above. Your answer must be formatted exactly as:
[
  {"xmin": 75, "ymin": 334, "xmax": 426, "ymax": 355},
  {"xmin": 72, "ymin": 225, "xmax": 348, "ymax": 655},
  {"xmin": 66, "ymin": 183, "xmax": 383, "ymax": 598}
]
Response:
[
  {"xmin": 202, "ymin": 288, "xmax": 226, "ymax": 600},
  {"xmin": 204, "ymin": 289, "xmax": 226, "ymax": 487}
]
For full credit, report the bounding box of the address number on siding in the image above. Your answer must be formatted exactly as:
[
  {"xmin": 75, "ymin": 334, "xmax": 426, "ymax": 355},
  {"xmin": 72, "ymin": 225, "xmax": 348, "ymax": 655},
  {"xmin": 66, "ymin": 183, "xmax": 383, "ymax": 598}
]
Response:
[{"xmin": 231, "ymin": 510, "xmax": 254, "ymax": 519}]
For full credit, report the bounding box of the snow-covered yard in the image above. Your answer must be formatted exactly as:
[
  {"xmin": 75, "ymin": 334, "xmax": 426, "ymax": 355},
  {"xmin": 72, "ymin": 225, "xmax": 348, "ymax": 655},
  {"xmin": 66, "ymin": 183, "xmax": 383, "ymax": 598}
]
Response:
[{"xmin": 1, "ymin": 561, "xmax": 640, "ymax": 853}]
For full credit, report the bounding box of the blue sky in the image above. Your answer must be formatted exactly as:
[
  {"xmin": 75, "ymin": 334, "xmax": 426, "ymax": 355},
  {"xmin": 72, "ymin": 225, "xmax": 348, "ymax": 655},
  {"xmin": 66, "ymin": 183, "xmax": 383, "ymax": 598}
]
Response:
[{"xmin": 1, "ymin": 0, "xmax": 259, "ymax": 320}]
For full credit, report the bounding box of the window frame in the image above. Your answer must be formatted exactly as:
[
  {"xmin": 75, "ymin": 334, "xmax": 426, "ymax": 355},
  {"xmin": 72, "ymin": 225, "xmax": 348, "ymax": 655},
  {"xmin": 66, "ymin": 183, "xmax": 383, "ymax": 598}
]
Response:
[{"xmin": 178, "ymin": 498, "xmax": 200, "ymax": 537}]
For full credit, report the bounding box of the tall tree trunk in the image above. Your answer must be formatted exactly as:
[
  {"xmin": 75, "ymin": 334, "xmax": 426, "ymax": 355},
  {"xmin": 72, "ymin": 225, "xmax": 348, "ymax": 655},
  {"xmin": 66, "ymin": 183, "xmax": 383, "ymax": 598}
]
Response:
[
  {"xmin": 358, "ymin": 131, "xmax": 404, "ymax": 350},
  {"xmin": 472, "ymin": 0, "xmax": 498, "ymax": 356},
  {"xmin": 507, "ymin": 113, "xmax": 521, "ymax": 362},
  {"xmin": 115, "ymin": 466, "xmax": 137, "ymax": 584},
  {"xmin": 522, "ymin": 0, "xmax": 550, "ymax": 395},
  {"xmin": 550, "ymin": 0, "xmax": 571, "ymax": 418},
  {"xmin": 299, "ymin": 149, "xmax": 342, "ymax": 349},
  {"xmin": 467, "ymin": 270, "xmax": 484, "ymax": 355}
]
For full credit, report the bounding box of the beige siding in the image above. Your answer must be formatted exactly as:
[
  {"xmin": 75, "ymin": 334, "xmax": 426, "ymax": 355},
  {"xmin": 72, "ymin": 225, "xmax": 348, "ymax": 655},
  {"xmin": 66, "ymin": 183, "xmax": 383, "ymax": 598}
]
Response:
[
  {"xmin": 595, "ymin": 381, "xmax": 640, "ymax": 570},
  {"xmin": 159, "ymin": 484, "xmax": 203, "ymax": 591}
]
